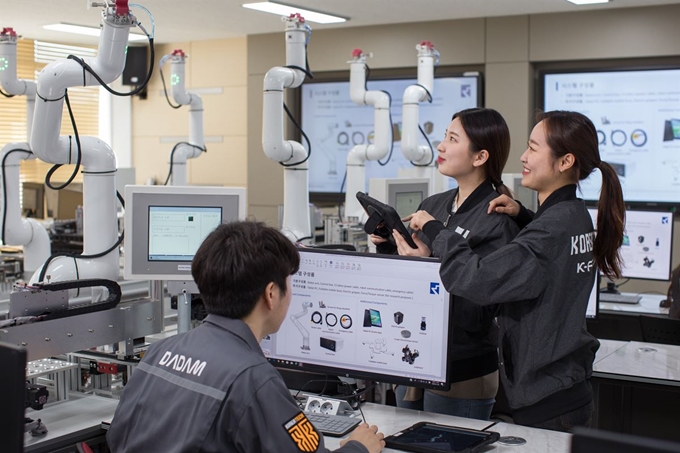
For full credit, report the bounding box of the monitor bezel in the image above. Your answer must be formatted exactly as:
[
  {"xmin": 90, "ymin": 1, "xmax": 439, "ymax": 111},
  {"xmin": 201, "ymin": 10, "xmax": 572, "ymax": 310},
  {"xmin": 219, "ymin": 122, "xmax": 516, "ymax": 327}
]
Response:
[
  {"xmin": 587, "ymin": 273, "xmax": 600, "ymax": 321},
  {"xmin": 299, "ymin": 66, "xmax": 484, "ymax": 205},
  {"xmin": 124, "ymin": 185, "xmax": 247, "ymax": 281},
  {"xmin": 266, "ymin": 247, "xmax": 454, "ymax": 390}
]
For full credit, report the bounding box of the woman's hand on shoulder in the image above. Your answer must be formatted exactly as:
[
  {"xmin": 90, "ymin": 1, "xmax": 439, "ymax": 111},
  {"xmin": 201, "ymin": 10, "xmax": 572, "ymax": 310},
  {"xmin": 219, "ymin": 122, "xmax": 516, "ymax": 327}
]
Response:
[{"xmin": 488, "ymin": 194, "xmax": 520, "ymax": 217}]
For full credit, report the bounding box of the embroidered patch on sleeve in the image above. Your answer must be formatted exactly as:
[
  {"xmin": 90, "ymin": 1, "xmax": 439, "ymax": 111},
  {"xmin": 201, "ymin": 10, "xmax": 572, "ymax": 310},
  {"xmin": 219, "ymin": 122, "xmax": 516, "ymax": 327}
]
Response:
[{"xmin": 283, "ymin": 412, "xmax": 320, "ymax": 452}]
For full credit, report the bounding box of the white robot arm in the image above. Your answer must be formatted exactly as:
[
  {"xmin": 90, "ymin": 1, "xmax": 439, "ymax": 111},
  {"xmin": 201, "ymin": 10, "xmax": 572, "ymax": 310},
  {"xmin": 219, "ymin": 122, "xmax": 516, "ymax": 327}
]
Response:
[
  {"xmin": 28, "ymin": 1, "xmax": 140, "ymax": 286},
  {"xmin": 160, "ymin": 49, "xmax": 205, "ymax": 186},
  {"xmin": 0, "ymin": 27, "xmax": 51, "ymax": 274},
  {"xmin": 262, "ymin": 14, "xmax": 311, "ymax": 242},
  {"xmin": 401, "ymin": 41, "xmax": 438, "ymax": 183},
  {"xmin": 344, "ymin": 49, "xmax": 391, "ymax": 220},
  {"xmin": 290, "ymin": 301, "xmax": 313, "ymax": 350}
]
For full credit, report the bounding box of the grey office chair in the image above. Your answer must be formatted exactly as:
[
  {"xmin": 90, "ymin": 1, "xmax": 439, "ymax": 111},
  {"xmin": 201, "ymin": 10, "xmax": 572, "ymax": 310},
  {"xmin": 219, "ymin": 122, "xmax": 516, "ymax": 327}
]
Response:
[{"xmin": 639, "ymin": 315, "xmax": 680, "ymax": 346}]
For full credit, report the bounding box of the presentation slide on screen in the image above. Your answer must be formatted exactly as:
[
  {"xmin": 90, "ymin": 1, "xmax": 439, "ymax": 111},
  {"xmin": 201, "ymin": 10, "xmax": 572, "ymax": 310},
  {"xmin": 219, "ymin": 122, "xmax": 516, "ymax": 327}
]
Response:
[
  {"xmin": 544, "ymin": 70, "xmax": 680, "ymax": 203},
  {"xmin": 588, "ymin": 209, "xmax": 673, "ymax": 280},
  {"xmin": 261, "ymin": 251, "xmax": 450, "ymax": 386},
  {"xmin": 302, "ymin": 77, "xmax": 479, "ymax": 193},
  {"xmin": 148, "ymin": 206, "xmax": 222, "ymax": 261}
]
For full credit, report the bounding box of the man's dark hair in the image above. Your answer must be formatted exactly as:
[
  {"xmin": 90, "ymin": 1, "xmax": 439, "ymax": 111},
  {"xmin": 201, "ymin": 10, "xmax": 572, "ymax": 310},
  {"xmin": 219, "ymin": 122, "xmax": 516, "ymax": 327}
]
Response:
[{"xmin": 191, "ymin": 221, "xmax": 300, "ymax": 319}]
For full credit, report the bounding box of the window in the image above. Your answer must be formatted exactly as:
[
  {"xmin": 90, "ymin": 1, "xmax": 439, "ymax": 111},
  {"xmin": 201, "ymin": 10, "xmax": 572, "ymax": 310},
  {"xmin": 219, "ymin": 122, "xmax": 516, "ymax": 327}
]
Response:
[{"xmin": 0, "ymin": 38, "xmax": 99, "ymax": 186}]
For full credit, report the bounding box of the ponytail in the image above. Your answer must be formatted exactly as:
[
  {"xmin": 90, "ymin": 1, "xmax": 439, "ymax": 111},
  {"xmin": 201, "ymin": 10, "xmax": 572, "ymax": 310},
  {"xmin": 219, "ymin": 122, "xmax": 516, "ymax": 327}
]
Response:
[
  {"xmin": 494, "ymin": 181, "xmax": 512, "ymax": 198},
  {"xmin": 538, "ymin": 111, "xmax": 625, "ymax": 280},
  {"xmin": 594, "ymin": 161, "xmax": 625, "ymax": 279}
]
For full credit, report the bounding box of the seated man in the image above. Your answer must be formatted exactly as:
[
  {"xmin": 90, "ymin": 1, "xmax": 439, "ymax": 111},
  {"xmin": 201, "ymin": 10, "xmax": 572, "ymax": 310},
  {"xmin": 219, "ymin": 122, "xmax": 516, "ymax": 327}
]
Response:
[{"xmin": 107, "ymin": 221, "xmax": 385, "ymax": 453}]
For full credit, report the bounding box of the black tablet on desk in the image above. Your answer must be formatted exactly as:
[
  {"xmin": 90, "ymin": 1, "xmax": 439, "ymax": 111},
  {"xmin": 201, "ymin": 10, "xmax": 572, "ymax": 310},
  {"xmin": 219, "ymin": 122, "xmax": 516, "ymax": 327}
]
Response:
[
  {"xmin": 384, "ymin": 422, "xmax": 500, "ymax": 453},
  {"xmin": 356, "ymin": 191, "xmax": 418, "ymax": 249}
]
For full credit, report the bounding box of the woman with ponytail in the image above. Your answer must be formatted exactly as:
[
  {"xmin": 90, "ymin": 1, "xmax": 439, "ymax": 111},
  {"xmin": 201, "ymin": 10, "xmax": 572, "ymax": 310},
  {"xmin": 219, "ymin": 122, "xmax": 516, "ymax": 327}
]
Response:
[
  {"xmin": 371, "ymin": 108, "xmax": 519, "ymax": 419},
  {"xmin": 397, "ymin": 110, "xmax": 624, "ymax": 432}
]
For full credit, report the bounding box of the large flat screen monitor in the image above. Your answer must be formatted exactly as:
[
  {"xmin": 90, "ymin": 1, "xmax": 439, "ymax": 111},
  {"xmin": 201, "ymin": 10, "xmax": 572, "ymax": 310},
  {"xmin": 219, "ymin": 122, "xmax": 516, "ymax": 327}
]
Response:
[
  {"xmin": 587, "ymin": 208, "xmax": 674, "ymax": 281},
  {"xmin": 261, "ymin": 248, "xmax": 453, "ymax": 390},
  {"xmin": 541, "ymin": 67, "xmax": 680, "ymax": 207},
  {"xmin": 124, "ymin": 185, "xmax": 246, "ymax": 281},
  {"xmin": 301, "ymin": 74, "xmax": 482, "ymax": 199}
]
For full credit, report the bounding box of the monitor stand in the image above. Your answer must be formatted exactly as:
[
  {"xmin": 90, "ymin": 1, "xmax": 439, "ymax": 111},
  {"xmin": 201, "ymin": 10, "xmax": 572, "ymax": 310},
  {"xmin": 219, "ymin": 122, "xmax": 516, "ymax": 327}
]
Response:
[
  {"xmin": 598, "ymin": 281, "xmax": 642, "ymax": 304},
  {"xmin": 601, "ymin": 281, "xmax": 619, "ymax": 294}
]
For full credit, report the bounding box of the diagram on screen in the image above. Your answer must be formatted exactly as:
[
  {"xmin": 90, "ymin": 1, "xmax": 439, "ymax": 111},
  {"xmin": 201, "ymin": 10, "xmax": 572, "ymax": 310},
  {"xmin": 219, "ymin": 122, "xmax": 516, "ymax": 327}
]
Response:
[
  {"xmin": 402, "ymin": 345, "xmax": 420, "ymax": 365},
  {"xmin": 291, "ymin": 301, "xmax": 313, "ymax": 350},
  {"xmin": 362, "ymin": 338, "xmax": 394, "ymax": 359}
]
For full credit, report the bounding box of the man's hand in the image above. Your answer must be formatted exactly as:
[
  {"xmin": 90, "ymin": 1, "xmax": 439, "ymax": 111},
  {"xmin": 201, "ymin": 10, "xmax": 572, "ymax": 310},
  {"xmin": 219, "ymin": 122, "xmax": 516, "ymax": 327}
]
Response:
[
  {"xmin": 487, "ymin": 194, "xmax": 520, "ymax": 216},
  {"xmin": 340, "ymin": 423, "xmax": 385, "ymax": 453},
  {"xmin": 393, "ymin": 231, "xmax": 431, "ymax": 257}
]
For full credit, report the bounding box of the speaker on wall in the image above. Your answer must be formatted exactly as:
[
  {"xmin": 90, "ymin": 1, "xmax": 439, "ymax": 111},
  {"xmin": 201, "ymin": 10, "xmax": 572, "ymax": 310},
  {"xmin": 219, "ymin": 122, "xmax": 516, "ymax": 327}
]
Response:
[{"xmin": 122, "ymin": 46, "xmax": 148, "ymax": 86}]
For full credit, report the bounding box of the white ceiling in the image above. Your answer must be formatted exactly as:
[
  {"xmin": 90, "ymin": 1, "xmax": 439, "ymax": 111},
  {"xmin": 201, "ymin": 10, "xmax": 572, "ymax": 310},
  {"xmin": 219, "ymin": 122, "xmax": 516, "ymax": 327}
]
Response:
[{"xmin": 4, "ymin": 0, "xmax": 680, "ymax": 45}]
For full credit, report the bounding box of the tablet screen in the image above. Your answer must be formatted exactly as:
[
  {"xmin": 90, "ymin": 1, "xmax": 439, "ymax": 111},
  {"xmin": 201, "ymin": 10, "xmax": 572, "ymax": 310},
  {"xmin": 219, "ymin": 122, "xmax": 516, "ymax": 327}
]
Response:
[{"xmin": 385, "ymin": 423, "xmax": 499, "ymax": 453}]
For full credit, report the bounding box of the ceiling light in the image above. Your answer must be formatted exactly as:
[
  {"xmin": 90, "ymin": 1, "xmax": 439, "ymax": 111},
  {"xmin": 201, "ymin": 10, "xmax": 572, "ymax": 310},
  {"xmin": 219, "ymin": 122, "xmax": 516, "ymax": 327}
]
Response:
[
  {"xmin": 566, "ymin": 0, "xmax": 610, "ymax": 5},
  {"xmin": 43, "ymin": 23, "xmax": 147, "ymax": 42},
  {"xmin": 242, "ymin": 2, "xmax": 347, "ymax": 24}
]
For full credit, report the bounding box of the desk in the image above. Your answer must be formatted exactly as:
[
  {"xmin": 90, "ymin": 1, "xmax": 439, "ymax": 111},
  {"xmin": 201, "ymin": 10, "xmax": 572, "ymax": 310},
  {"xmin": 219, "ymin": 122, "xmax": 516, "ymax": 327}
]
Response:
[
  {"xmin": 593, "ymin": 339, "xmax": 628, "ymax": 364},
  {"xmin": 324, "ymin": 403, "xmax": 572, "ymax": 453},
  {"xmin": 592, "ymin": 341, "xmax": 680, "ymax": 442},
  {"xmin": 23, "ymin": 394, "xmax": 118, "ymax": 453},
  {"xmin": 598, "ymin": 293, "xmax": 668, "ymax": 316},
  {"xmin": 24, "ymin": 396, "xmax": 571, "ymax": 453},
  {"xmin": 594, "ymin": 341, "xmax": 680, "ymax": 387},
  {"xmin": 588, "ymin": 293, "xmax": 668, "ymax": 341}
]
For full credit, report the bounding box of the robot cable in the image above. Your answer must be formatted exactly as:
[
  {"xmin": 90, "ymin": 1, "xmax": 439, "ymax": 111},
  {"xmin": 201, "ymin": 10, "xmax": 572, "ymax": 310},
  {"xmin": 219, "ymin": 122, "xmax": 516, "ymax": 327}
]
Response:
[
  {"xmin": 1, "ymin": 148, "xmax": 33, "ymax": 245},
  {"xmin": 163, "ymin": 142, "xmax": 207, "ymax": 185},
  {"xmin": 66, "ymin": 22, "xmax": 154, "ymax": 97},
  {"xmin": 410, "ymin": 124, "xmax": 435, "ymax": 167},
  {"xmin": 409, "ymin": 84, "xmax": 435, "ymax": 167},
  {"xmin": 281, "ymin": 103, "xmax": 311, "ymax": 167},
  {"xmin": 159, "ymin": 63, "xmax": 181, "ymax": 109},
  {"xmin": 45, "ymin": 91, "xmax": 82, "ymax": 190},
  {"xmin": 37, "ymin": 190, "xmax": 126, "ymax": 283}
]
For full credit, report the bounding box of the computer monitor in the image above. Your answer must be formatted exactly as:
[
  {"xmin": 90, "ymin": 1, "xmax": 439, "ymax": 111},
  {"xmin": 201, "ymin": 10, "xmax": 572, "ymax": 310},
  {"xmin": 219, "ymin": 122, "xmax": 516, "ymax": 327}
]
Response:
[
  {"xmin": 0, "ymin": 342, "xmax": 27, "ymax": 453},
  {"xmin": 124, "ymin": 185, "xmax": 246, "ymax": 281},
  {"xmin": 368, "ymin": 178, "xmax": 430, "ymax": 219},
  {"xmin": 571, "ymin": 427, "xmax": 680, "ymax": 453},
  {"xmin": 587, "ymin": 208, "xmax": 674, "ymax": 281},
  {"xmin": 260, "ymin": 248, "xmax": 453, "ymax": 390}
]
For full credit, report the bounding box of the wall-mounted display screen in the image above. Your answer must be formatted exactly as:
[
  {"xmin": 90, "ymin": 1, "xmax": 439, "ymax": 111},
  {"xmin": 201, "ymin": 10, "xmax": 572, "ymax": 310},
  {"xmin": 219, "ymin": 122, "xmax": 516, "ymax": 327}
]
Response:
[
  {"xmin": 542, "ymin": 68, "xmax": 680, "ymax": 206},
  {"xmin": 301, "ymin": 75, "xmax": 482, "ymax": 196}
]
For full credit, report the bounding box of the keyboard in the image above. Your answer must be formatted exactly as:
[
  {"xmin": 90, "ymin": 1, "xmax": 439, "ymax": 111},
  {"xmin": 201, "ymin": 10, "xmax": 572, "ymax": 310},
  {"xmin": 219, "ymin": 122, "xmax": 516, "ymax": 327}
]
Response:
[
  {"xmin": 305, "ymin": 412, "xmax": 361, "ymax": 437},
  {"xmin": 599, "ymin": 293, "xmax": 642, "ymax": 304}
]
